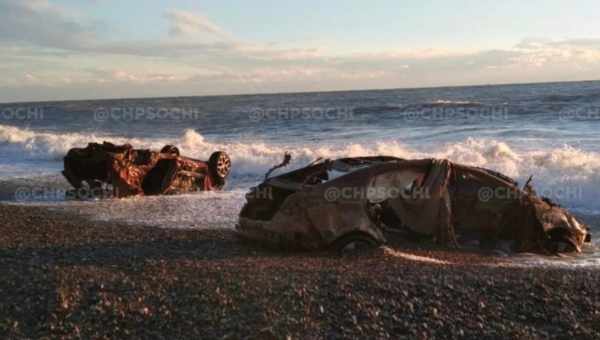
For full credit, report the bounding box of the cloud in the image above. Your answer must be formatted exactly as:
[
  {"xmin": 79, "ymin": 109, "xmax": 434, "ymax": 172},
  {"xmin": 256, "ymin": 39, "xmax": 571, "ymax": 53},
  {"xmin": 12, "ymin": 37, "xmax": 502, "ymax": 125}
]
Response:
[
  {"xmin": 164, "ymin": 9, "xmax": 227, "ymax": 39},
  {"xmin": 0, "ymin": 0, "xmax": 98, "ymax": 50},
  {"xmin": 0, "ymin": 1, "xmax": 317, "ymax": 64},
  {"xmin": 511, "ymin": 38, "xmax": 600, "ymax": 68},
  {"xmin": 2, "ymin": 1, "xmax": 600, "ymax": 102}
]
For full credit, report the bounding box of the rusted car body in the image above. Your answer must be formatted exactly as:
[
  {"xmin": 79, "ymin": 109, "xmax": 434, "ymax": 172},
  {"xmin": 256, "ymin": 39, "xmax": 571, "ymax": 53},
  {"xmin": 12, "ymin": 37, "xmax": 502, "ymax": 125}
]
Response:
[
  {"xmin": 63, "ymin": 142, "xmax": 231, "ymax": 198},
  {"xmin": 237, "ymin": 156, "xmax": 591, "ymax": 254}
]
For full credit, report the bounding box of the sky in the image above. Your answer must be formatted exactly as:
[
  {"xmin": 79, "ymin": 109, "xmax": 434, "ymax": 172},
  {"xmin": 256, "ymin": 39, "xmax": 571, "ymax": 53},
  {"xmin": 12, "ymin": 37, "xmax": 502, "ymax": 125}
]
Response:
[{"xmin": 2, "ymin": 0, "xmax": 600, "ymax": 102}]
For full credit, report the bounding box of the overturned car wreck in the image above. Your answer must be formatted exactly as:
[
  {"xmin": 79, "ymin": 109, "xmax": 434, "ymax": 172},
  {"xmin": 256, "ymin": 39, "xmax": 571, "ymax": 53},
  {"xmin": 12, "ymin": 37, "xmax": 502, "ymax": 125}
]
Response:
[
  {"xmin": 237, "ymin": 156, "xmax": 591, "ymax": 254},
  {"xmin": 63, "ymin": 142, "xmax": 231, "ymax": 198}
]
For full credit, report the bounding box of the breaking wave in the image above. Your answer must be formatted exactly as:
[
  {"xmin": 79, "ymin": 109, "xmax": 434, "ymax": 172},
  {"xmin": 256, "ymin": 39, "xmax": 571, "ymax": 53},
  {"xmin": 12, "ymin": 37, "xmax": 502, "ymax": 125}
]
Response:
[{"xmin": 2, "ymin": 124, "xmax": 600, "ymax": 211}]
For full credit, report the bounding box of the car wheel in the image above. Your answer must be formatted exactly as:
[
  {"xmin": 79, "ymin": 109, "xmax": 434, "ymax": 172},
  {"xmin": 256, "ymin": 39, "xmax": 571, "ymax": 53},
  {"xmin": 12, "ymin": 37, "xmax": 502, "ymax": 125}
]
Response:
[
  {"xmin": 333, "ymin": 233, "xmax": 380, "ymax": 254},
  {"xmin": 209, "ymin": 151, "xmax": 231, "ymax": 180}
]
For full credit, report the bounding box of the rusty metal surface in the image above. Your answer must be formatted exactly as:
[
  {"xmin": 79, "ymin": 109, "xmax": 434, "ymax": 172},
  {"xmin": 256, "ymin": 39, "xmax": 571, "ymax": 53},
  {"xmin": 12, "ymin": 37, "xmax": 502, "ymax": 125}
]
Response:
[
  {"xmin": 238, "ymin": 156, "xmax": 590, "ymax": 254},
  {"xmin": 63, "ymin": 142, "xmax": 229, "ymax": 198}
]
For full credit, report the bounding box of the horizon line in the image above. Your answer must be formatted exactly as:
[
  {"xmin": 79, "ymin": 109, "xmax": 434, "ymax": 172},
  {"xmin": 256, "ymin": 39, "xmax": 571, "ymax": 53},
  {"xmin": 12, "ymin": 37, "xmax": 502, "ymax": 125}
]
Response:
[{"xmin": 2, "ymin": 78, "xmax": 599, "ymax": 106}]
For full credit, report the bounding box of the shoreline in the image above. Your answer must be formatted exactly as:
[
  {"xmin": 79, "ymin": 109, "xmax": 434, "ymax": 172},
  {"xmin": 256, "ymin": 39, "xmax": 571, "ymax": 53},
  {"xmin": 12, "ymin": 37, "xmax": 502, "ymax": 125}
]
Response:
[{"xmin": 1, "ymin": 203, "xmax": 599, "ymax": 339}]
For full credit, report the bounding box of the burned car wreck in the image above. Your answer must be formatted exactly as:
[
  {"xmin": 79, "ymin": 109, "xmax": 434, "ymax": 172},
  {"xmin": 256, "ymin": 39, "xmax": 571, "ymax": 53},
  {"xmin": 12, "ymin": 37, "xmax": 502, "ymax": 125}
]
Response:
[
  {"xmin": 237, "ymin": 156, "xmax": 591, "ymax": 254},
  {"xmin": 63, "ymin": 142, "xmax": 231, "ymax": 198}
]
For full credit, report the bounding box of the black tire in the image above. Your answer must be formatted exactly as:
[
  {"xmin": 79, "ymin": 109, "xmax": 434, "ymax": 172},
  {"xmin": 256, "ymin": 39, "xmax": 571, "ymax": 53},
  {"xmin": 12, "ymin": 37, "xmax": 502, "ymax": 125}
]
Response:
[
  {"xmin": 160, "ymin": 145, "xmax": 180, "ymax": 156},
  {"xmin": 208, "ymin": 151, "xmax": 231, "ymax": 180},
  {"xmin": 332, "ymin": 232, "xmax": 380, "ymax": 255}
]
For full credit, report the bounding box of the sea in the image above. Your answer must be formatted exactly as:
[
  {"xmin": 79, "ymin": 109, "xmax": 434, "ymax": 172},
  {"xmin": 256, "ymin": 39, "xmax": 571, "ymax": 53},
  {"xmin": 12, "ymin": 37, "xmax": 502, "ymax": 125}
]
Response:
[{"xmin": 1, "ymin": 81, "xmax": 599, "ymax": 266}]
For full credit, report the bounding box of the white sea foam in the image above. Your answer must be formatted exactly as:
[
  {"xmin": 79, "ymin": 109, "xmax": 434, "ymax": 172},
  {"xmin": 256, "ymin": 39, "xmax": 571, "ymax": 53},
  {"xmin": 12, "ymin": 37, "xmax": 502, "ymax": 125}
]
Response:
[
  {"xmin": 2, "ymin": 124, "xmax": 599, "ymax": 211},
  {"xmin": 430, "ymin": 99, "xmax": 482, "ymax": 105},
  {"xmin": 34, "ymin": 189, "xmax": 248, "ymax": 229}
]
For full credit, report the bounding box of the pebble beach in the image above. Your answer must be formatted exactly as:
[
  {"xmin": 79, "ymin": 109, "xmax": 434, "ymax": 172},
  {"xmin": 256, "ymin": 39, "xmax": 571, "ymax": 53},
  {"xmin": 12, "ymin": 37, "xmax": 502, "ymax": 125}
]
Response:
[{"xmin": 1, "ymin": 204, "xmax": 599, "ymax": 339}]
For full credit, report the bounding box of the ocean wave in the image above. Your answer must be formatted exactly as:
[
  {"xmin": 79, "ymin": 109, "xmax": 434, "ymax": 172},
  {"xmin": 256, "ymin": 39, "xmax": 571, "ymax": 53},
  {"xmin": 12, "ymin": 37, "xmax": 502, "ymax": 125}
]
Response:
[
  {"xmin": 1, "ymin": 124, "xmax": 600, "ymax": 211},
  {"xmin": 352, "ymin": 105, "xmax": 404, "ymax": 114},
  {"xmin": 429, "ymin": 99, "xmax": 482, "ymax": 105},
  {"xmin": 352, "ymin": 100, "xmax": 483, "ymax": 115},
  {"xmin": 0, "ymin": 124, "xmax": 148, "ymax": 161},
  {"xmin": 542, "ymin": 92, "xmax": 600, "ymax": 104},
  {"xmin": 397, "ymin": 101, "xmax": 485, "ymax": 114}
]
